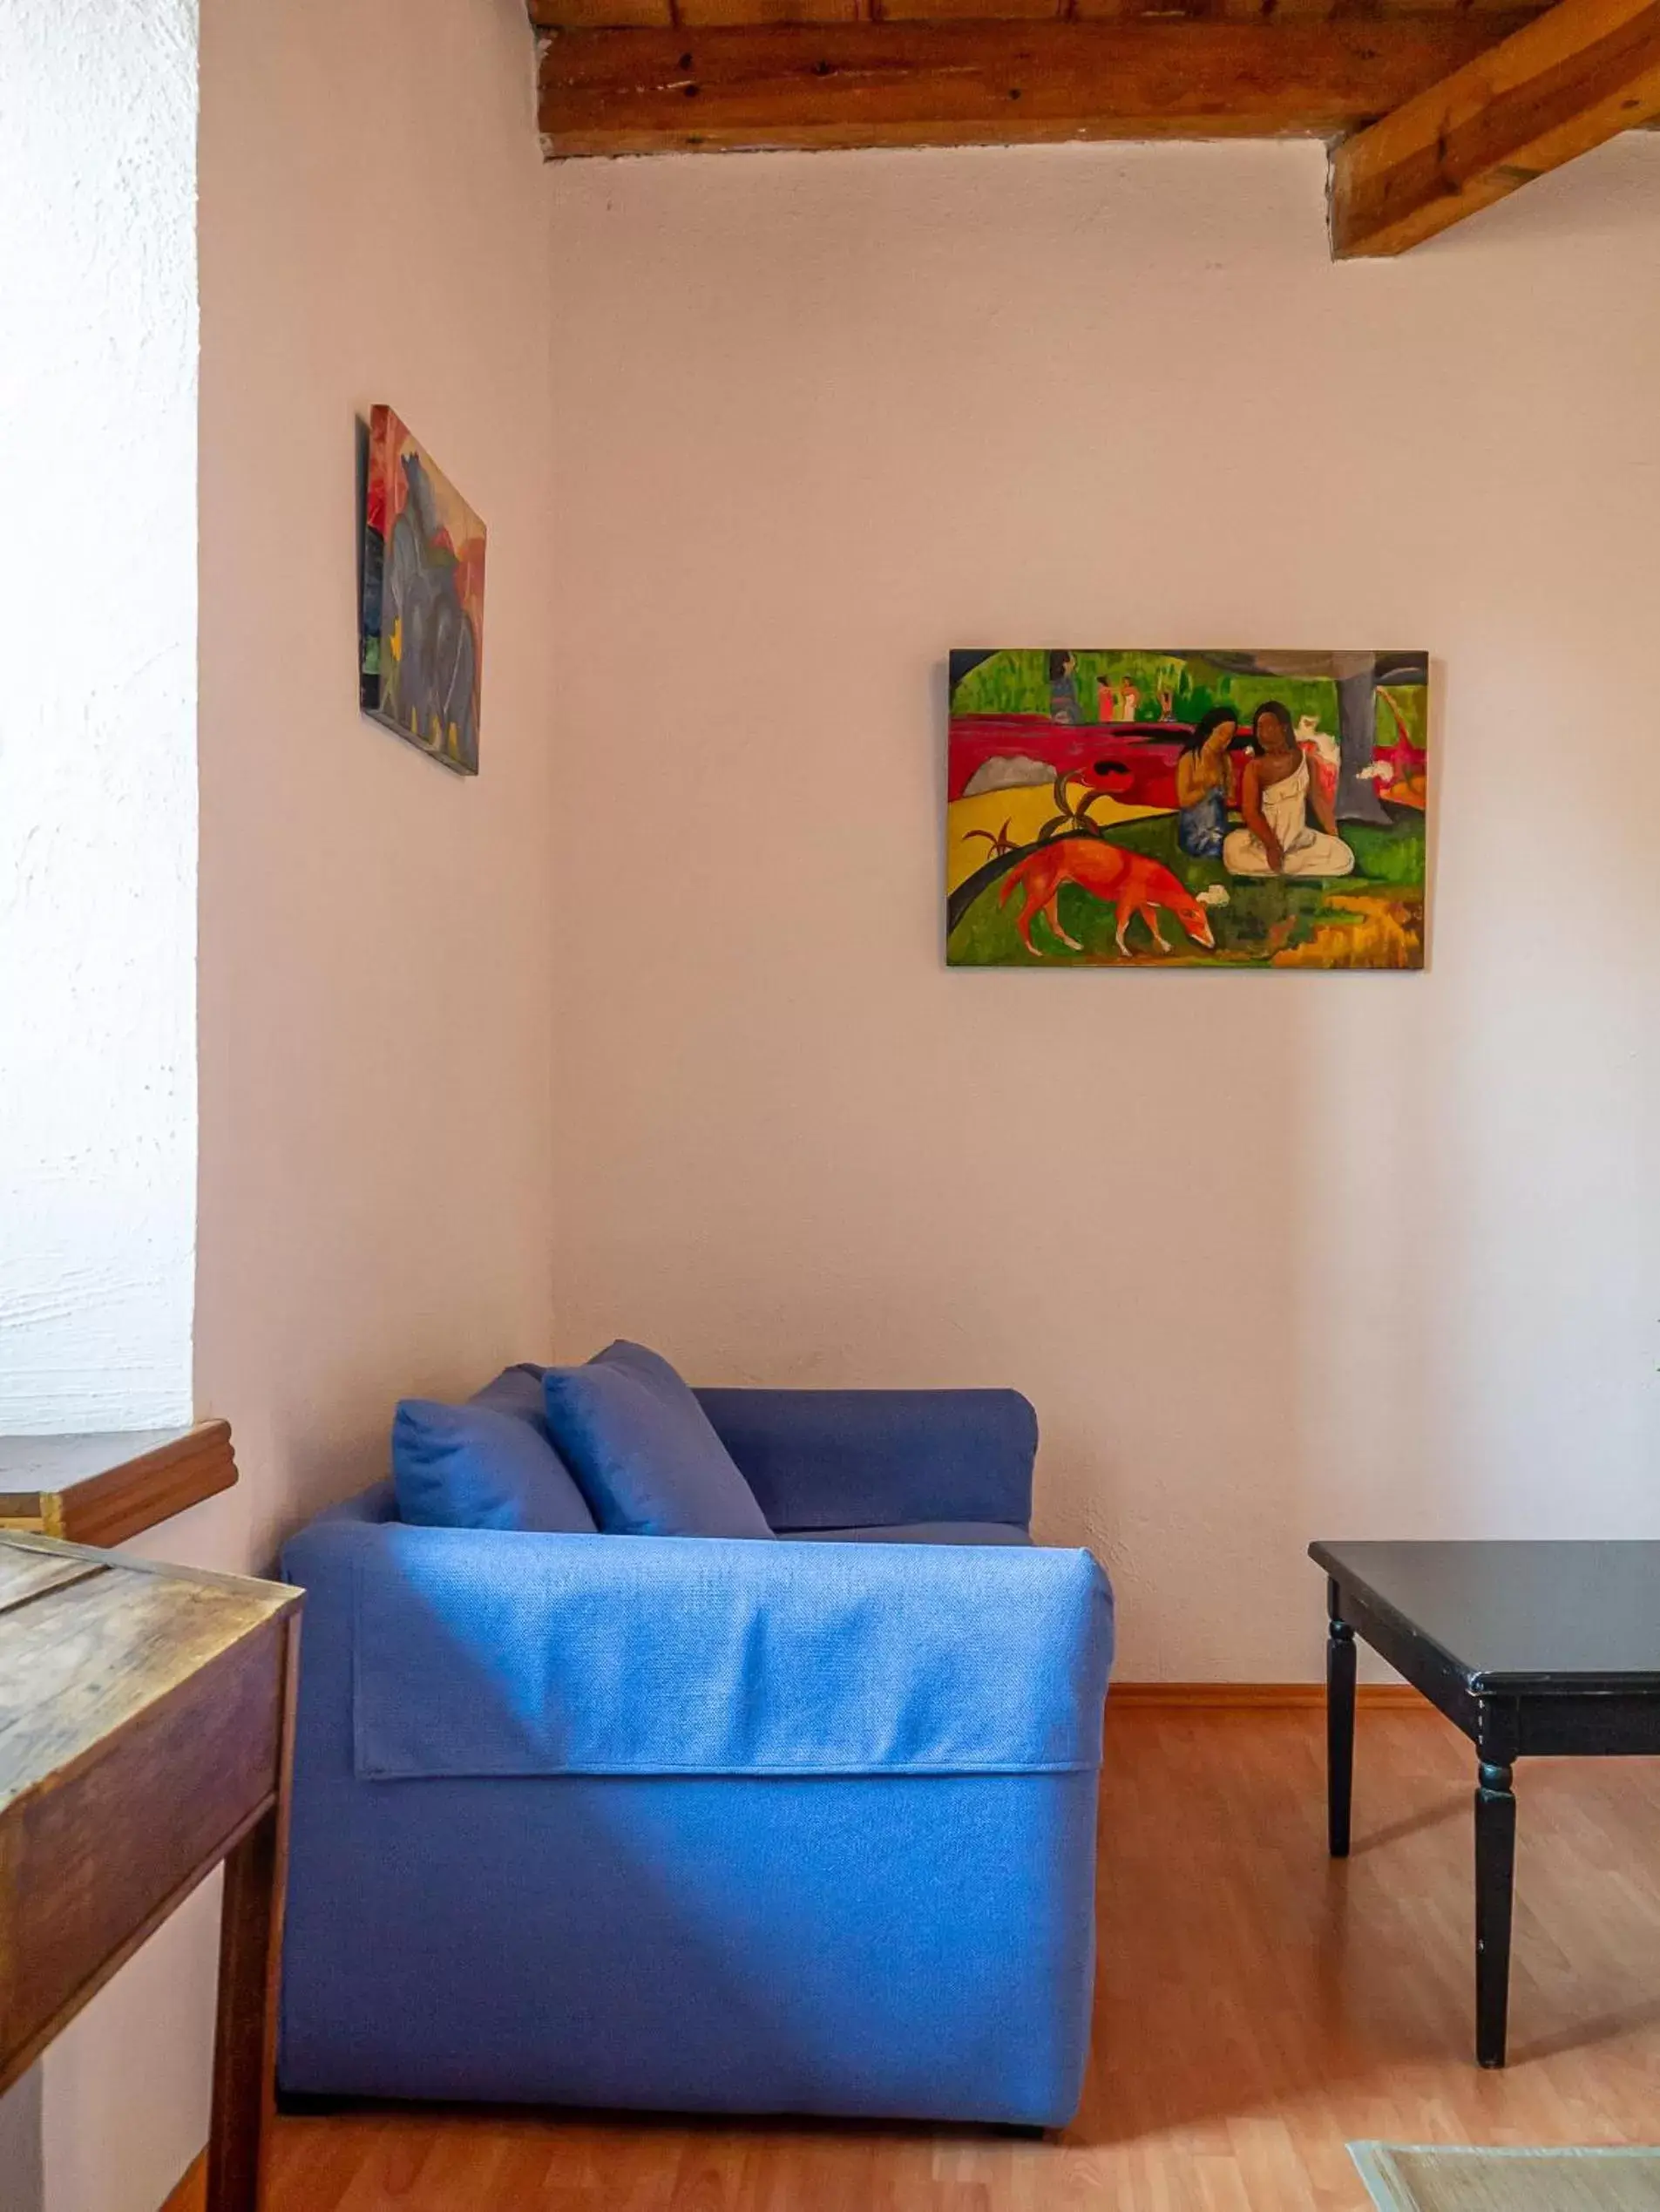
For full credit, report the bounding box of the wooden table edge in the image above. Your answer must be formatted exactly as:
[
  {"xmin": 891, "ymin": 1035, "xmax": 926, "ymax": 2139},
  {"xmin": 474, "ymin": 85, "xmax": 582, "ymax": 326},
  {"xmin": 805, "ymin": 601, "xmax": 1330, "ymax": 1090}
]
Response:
[
  {"xmin": 1311, "ymin": 1542, "xmax": 1660, "ymax": 1701},
  {"xmin": 0, "ymin": 1421, "xmax": 239, "ymax": 1549}
]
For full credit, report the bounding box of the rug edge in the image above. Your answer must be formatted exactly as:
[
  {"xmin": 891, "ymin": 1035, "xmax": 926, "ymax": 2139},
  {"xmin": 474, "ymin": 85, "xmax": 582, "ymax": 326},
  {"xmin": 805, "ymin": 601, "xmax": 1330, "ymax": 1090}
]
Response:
[
  {"xmin": 1349, "ymin": 2143, "xmax": 1418, "ymax": 2212},
  {"xmin": 1347, "ymin": 2141, "xmax": 1660, "ymax": 2211}
]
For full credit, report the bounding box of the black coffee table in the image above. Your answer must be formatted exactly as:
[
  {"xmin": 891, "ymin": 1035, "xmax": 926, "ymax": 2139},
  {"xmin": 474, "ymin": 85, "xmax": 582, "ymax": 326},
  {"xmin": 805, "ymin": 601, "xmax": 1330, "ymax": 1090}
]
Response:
[{"xmin": 1309, "ymin": 1540, "xmax": 1660, "ymax": 2067}]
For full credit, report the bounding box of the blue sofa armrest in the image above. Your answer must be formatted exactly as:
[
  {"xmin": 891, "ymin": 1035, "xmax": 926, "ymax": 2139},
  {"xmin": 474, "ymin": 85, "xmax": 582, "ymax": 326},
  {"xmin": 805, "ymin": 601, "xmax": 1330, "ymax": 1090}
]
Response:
[
  {"xmin": 281, "ymin": 1517, "xmax": 1110, "ymax": 1780},
  {"xmin": 692, "ymin": 1388, "xmax": 1038, "ymax": 1531},
  {"xmin": 279, "ymin": 1510, "xmax": 1113, "ymax": 2124}
]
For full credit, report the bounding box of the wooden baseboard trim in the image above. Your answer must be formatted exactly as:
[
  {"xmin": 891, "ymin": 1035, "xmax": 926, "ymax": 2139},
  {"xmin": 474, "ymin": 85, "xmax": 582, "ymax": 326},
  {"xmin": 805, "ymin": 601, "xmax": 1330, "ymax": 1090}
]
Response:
[
  {"xmin": 1109, "ymin": 1681, "xmax": 1422, "ymax": 1710},
  {"xmin": 159, "ymin": 2148, "xmax": 206, "ymax": 2212}
]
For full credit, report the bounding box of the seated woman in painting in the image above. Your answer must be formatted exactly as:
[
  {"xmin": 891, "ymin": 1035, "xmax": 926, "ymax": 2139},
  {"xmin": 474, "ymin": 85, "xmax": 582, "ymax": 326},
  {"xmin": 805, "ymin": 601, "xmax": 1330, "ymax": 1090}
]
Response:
[
  {"xmin": 1174, "ymin": 707, "xmax": 1239, "ymax": 858},
  {"xmin": 1223, "ymin": 702, "xmax": 1355, "ymax": 879}
]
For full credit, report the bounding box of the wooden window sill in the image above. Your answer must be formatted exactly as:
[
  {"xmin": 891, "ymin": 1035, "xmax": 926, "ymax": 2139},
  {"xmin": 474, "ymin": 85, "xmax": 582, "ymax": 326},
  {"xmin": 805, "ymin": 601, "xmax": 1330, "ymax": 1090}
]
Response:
[{"xmin": 0, "ymin": 1421, "xmax": 238, "ymax": 1548}]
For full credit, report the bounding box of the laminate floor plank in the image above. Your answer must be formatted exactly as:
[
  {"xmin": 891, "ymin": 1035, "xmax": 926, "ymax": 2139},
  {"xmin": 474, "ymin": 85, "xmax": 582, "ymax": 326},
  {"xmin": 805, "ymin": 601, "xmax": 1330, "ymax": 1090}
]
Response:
[{"xmin": 263, "ymin": 1707, "xmax": 1660, "ymax": 2211}]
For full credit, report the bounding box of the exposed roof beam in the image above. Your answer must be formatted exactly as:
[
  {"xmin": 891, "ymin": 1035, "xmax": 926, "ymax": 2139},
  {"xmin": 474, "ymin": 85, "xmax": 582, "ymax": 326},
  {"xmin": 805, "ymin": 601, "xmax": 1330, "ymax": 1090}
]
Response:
[
  {"xmin": 536, "ymin": 17, "xmax": 1536, "ymax": 159},
  {"xmin": 1331, "ymin": 0, "xmax": 1660, "ymax": 254}
]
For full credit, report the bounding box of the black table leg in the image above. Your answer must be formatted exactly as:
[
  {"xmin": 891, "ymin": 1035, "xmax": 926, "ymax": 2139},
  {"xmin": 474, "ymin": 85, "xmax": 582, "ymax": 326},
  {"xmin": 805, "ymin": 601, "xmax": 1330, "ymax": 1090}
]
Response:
[
  {"xmin": 1474, "ymin": 1760, "xmax": 1516, "ymax": 2068},
  {"xmin": 1326, "ymin": 1595, "xmax": 1357, "ymax": 1858}
]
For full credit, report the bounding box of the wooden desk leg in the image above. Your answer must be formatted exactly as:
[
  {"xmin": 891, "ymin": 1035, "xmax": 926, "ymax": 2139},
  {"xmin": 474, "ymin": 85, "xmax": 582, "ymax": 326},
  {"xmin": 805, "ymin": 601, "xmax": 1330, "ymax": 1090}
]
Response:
[
  {"xmin": 206, "ymin": 1807, "xmax": 281, "ymax": 2210},
  {"xmin": 207, "ymin": 1621, "xmax": 298, "ymax": 2212},
  {"xmin": 1474, "ymin": 1760, "xmax": 1516, "ymax": 2069},
  {"xmin": 1326, "ymin": 1592, "xmax": 1357, "ymax": 1859}
]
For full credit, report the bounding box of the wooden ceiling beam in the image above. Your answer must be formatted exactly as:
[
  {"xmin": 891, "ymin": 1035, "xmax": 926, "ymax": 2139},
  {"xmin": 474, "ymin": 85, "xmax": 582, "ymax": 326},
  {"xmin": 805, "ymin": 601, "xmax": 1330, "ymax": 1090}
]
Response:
[
  {"xmin": 536, "ymin": 17, "xmax": 1537, "ymax": 158},
  {"xmin": 1331, "ymin": 0, "xmax": 1660, "ymax": 254}
]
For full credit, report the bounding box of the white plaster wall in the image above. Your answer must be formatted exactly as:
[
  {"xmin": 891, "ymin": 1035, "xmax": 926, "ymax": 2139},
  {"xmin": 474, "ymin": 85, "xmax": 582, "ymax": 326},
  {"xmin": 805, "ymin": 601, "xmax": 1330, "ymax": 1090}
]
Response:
[
  {"xmin": 39, "ymin": 1883, "xmax": 221, "ymax": 2212},
  {"xmin": 545, "ymin": 138, "xmax": 1660, "ymax": 1679},
  {"xmin": 0, "ymin": 9, "xmax": 200, "ymax": 2209},
  {"xmin": 4, "ymin": 4, "xmax": 556, "ymax": 2209},
  {"xmin": 0, "ymin": 0, "xmax": 199, "ymax": 1430}
]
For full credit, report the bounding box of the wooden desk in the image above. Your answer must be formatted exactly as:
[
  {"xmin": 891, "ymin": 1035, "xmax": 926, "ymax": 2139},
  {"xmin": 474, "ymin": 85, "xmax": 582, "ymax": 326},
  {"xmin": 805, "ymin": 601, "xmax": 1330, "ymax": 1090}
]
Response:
[{"xmin": 0, "ymin": 1531, "xmax": 302, "ymax": 2211}]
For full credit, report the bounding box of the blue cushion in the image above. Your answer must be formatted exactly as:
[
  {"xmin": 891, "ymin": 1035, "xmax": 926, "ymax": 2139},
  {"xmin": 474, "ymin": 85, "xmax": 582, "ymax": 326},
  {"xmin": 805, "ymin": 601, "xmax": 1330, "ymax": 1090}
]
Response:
[
  {"xmin": 542, "ymin": 1340, "xmax": 775, "ymax": 1539},
  {"xmin": 393, "ymin": 1394, "xmax": 598, "ymax": 1535},
  {"xmin": 786, "ymin": 1523, "xmax": 1033, "ymax": 1548},
  {"xmin": 694, "ymin": 1388, "xmax": 1036, "ymax": 1532},
  {"xmin": 468, "ymin": 1362, "xmax": 559, "ymax": 1441}
]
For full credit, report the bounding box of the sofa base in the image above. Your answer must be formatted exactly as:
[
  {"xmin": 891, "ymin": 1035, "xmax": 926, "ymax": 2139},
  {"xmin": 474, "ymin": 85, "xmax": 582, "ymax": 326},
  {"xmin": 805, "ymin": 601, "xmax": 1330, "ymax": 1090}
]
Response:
[{"xmin": 280, "ymin": 1768, "xmax": 1098, "ymax": 2130}]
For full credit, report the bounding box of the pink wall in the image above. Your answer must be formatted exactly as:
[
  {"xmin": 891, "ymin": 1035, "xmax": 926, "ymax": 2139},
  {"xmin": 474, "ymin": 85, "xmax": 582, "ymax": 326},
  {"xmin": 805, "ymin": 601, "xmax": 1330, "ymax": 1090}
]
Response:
[
  {"xmin": 195, "ymin": 0, "xmax": 559, "ymax": 1572},
  {"xmin": 545, "ymin": 138, "xmax": 1660, "ymax": 1679}
]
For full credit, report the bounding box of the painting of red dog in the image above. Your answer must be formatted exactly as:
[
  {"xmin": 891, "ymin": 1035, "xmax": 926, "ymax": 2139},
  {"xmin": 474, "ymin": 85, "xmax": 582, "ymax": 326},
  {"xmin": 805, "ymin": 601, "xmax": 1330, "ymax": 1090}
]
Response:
[{"xmin": 948, "ymin": 648, "xmax": 1429, "ymax": 969}]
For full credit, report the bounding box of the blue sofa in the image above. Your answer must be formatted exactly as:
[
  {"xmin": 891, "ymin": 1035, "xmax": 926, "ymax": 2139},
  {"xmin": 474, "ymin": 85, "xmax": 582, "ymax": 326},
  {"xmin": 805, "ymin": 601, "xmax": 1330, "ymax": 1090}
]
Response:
[{"xmin": 278, "ymin": 1387, "xmax": 1114, "ymax": 2127}]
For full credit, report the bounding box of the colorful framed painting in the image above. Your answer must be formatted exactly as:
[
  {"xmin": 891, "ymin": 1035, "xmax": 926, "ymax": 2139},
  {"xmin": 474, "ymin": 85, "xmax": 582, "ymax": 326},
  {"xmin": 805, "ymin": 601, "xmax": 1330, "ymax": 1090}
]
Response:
[
  {"xmin": 360, "ymin": 406, "xmax": 485, "ymax": 776},
  {"xmin": 946, "ymin": 649, "xmax": 1429, "ymax": 969}
]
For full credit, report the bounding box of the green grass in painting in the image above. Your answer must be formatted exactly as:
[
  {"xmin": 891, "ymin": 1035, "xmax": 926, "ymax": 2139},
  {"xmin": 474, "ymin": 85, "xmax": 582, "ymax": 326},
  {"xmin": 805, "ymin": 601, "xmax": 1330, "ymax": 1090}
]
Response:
[
  {"xmin": 949, "ymin": 649, "xmax": 1398, "ymax": 739},
  {"xmin": 952, "ymin": 651, "xmax": 1050, "ymax": 714},
  {"xmin": 1344, "ymin": 819, "xmax": 1426, "ymax": 885},
  {"xmin": 948, "ymin": 810, "xmax": 1425, "ymax": 969}
]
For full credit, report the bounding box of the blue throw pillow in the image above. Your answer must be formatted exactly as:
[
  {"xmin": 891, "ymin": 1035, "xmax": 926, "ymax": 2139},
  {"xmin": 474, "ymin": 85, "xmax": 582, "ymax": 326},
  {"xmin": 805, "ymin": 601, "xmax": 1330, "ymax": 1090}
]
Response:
[
  {"xmin": 393, "ymin": 1393, "xmax": 598, "ymax": 1534},
  {"xmin": 469, "ymin": 1362, "xmax": 554, "ymax": 1439},
  {"xmin": 542, "ymin": 1340, "xmax": 775, "ymax": 1539}
]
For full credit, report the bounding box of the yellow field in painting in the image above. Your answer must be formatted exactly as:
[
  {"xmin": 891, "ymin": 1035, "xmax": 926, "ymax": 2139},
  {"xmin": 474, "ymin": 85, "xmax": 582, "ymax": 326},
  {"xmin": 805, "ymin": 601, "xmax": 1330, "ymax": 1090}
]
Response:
[{"xmin": 945, "ymin": 784, "xmax": 1165, "ymax": 895}]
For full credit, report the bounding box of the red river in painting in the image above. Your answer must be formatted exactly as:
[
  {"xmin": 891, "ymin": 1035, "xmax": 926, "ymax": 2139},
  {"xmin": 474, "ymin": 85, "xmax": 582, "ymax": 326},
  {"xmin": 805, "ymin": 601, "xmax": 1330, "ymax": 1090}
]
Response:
[{"xmin": 948, "ymin": 714, "xmax": 1194, "ymax": 809}]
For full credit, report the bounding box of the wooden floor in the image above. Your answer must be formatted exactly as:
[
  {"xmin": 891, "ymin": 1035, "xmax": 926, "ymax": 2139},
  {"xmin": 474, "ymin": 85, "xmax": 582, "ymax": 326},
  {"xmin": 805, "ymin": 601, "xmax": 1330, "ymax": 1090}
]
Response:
[{"xmin": 254, "ymin": 1706, "xmax": 1660, "ymax": 2210}]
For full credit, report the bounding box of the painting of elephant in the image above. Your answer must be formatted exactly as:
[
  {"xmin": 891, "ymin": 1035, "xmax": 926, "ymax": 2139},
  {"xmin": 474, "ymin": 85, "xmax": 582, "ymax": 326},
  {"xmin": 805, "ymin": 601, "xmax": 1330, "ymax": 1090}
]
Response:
[{"xmin": 360, "ymin": 406, "xmax": 485, "ymax": 776}]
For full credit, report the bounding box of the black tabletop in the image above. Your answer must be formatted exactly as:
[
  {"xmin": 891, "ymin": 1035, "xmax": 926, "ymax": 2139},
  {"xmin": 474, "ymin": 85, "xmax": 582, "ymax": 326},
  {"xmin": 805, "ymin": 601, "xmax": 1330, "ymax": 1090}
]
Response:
[{"xmin": 1310, "ymin": 1541, "xmax": 1660, "ymax": 1693}]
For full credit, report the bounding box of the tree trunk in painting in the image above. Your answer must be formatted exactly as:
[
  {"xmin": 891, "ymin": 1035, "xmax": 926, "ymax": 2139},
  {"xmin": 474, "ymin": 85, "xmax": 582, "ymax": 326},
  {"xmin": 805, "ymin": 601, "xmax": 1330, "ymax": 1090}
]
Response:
[{"xmin": 1335, "ymin": 662, "xmax": 1392, "ymax": 825}]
